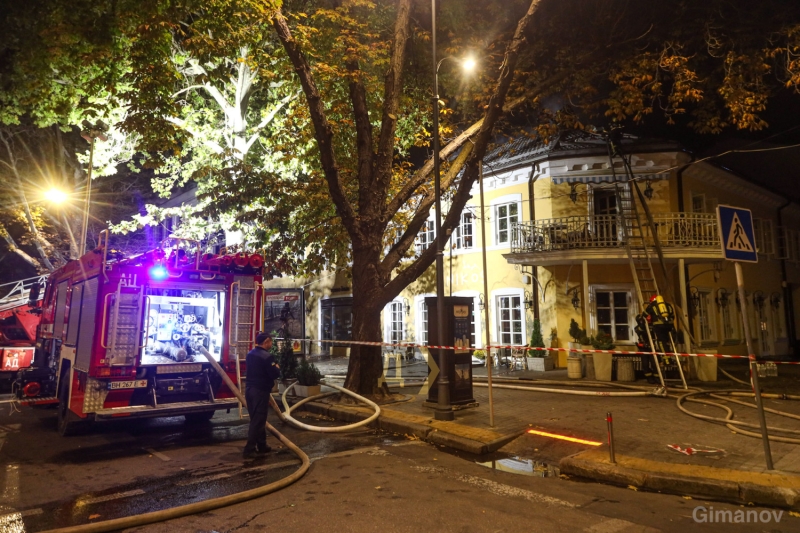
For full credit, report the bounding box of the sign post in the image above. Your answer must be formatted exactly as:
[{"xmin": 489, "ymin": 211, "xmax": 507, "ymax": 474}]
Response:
[{"xmin": 717, "ymin": 205, "xmax": 773, "ymax": 470}]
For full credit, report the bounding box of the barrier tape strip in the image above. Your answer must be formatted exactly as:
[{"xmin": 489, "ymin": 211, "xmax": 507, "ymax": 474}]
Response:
[{"xmin": 278, "ymin": 338, "xmax": 800, "ymax": 365}]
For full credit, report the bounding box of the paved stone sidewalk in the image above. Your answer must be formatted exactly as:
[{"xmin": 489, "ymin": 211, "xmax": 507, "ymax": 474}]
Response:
[{"xmin": 305, "ymin": 356, "xmax": 800, "ymax": 507}]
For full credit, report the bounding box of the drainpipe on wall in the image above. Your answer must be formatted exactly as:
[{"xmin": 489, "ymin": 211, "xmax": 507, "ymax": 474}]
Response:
[
  {"xmin": 777, "ymin": 201, "xmax": 798, "ymax": 356},
  {"xmin": 528, "ymin": 163, "xmax": 541, "ymax": 319}
]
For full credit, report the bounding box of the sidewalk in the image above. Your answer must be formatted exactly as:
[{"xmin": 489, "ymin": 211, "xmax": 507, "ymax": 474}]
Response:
[{"xmin": 303, "ymin": 358, "xmax": 800, "ymax": 508}]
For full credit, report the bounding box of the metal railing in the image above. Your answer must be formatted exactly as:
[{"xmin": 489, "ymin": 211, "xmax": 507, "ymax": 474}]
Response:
[
  {"xmin": 0, "ymin": 275, "xmax": 48, "ymax": 303},
  {"xmin": 511, "ymin": 213, "xmax": 720, "ymax": 253}
]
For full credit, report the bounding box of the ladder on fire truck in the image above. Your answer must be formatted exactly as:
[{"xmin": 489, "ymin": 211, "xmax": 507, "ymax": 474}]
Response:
[
  {"xmin": 614, "ymin": 175, "xmax": 688, "ymax": 391},
  {"xmin": 231, "ymin": 277, "xmax": 259, "ymax": 418}
]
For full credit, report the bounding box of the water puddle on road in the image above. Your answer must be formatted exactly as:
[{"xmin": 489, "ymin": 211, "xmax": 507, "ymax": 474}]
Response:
[{"xmin": 476, "ymin": 456, "xmax": 560, "ymax": 477}]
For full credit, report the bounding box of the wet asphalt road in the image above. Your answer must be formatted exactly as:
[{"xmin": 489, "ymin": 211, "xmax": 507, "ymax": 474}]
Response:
[{"xmin": 1, "ymin": 396, "xmax": 798, "ymax": 533}]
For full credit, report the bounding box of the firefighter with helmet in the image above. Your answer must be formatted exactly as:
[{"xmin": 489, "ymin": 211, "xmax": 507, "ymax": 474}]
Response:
[{"xmin": 634, "ymin": 295, "xmax": 676, "ymax": 383}]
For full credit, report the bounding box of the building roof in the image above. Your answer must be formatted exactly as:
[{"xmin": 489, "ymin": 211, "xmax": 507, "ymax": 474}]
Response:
[{"xmin": 483, "ymin": 130, "xmax": 680, "ymax": 173}]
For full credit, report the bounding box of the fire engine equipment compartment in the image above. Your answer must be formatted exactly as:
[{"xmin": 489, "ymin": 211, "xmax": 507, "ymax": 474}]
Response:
[{"xmin": 143, "ymin": 288, "xmax": 225, "ymax": 365}]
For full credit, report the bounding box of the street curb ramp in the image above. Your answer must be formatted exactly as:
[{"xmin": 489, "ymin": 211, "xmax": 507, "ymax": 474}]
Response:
[{"xmin": 559, "ymin": 449, "xmax": 800, "ymax": 509}]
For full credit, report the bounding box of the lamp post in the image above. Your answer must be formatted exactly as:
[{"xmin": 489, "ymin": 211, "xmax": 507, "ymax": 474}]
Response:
[
  {"xmin": 431, "ymin": 1, "xmax": 475, "ymax": 421},
  {"xmin": 431, "ymin": 0, "xmax": 451, "ymax": 421},
  {"xmin": 79, "ymin": 120, "xmax": 108, "ymax": 257}
]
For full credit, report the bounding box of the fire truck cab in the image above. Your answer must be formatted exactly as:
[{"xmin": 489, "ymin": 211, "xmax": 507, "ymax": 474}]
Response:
[{"xmin": 15, "ymin": 234, "xmax": 262, "ymax": 435}]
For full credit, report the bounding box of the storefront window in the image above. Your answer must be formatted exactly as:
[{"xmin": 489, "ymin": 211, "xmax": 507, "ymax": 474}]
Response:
[{"xmin": 321, "ymin": 298, "xmax": 353, "ymax": 342}]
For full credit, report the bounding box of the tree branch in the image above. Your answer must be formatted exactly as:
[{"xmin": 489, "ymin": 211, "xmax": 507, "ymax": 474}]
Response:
[
  {"xmin": 348, "ymin": 61, "xmax": 375, "ymax": 211},
  {"xmin": 272, "ymin": 8, "xmax": 357, "ymax": 234},
  {"xmin": 0, "ymin": 222, "xmax": 41, "ymax": 271},
  {"xmin": 244, "ymin": 91, "xmax": 299, "ymax": 153},
  {"xmin": 381, "ymin": 142, "xmax": 473, "ymax": 275},
  {"xmin": 373, "ymin": 0, "xmax": 413, "ymax": 209}
]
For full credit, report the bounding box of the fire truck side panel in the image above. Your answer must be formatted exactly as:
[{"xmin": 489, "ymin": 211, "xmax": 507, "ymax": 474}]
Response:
[
  {"xmin": 65, "ymin": 282, "xmax": 83, "ymax": 347},
  {"xmin": 52, "ymin": 280, "xmax": 69, "ymax": 342}
]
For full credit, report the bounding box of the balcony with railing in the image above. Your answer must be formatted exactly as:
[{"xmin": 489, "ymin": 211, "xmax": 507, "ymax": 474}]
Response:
[{"xmin": 508, "ymin": 213, "xmax": 723, "ymax": 265}]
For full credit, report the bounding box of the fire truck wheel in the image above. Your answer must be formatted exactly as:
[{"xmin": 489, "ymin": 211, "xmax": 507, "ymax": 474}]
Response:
[
  {"xmin": 184, "ymin": 411, "xmax": 215, "ymax": 424},
  {"xmin": 57, "ymin": 383, "xmax": 83, "ymax": 436}
]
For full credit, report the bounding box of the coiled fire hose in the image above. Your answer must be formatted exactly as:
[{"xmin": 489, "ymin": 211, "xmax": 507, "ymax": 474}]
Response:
[{"xmin": 40, "ymin": 346, "xmax": 382, "ymax": 533}]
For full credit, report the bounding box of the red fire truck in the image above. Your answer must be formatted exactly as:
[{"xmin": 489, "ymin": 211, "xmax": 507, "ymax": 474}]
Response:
[
  {"xmin": 0, "ymin": 276, "xmax": 45, "ymax": 388},
  {"xmin": 14, "ymin": 233, "xmax": 263, "ymax": 435}
]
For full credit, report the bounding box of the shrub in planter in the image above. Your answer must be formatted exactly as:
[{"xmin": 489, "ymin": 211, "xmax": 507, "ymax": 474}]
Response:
[
  {"xmin": 591, "ymin": 332, "xmax": 615, "ymax": 350},
  {"xmin": 277, "ymin": 331, "xmax": 298, "ymax": 381},
  {"xmin": 527, "ymin": 319, "xmax": 547, "ymax": 357},
  {"xmin": 527, "ymin": 319, "xmax": 553, "ymax": 371},
  {"xmin": 568, "ymin": 319, "xmax": 586, "ymax": 345},
  {"xmin": 295, "ymin": 358, "xmax": 323, "ymax": 397}
]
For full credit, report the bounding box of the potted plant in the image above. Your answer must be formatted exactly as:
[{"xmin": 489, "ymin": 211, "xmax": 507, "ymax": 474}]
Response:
[
  {"xmin": 568, "ymin": 319, "xmax": 586, "ymax": 351},
  {"xmin": 295, "ymin": 357, "xmax": 322, "ymax": 398},
  {"xmin": 472, "ymin": 349, "xmax": 486, "ymax": 366},
  {"xmin": 277, "ymin": 331, "xmax": 299, "ymax": 393},
  {"xmin": 592, "ymin": 332, "xmax": 615, "ymax": 381},
  {"xmin": 526, "ymin": 319, "xmax": 554, "ymax": 371}
]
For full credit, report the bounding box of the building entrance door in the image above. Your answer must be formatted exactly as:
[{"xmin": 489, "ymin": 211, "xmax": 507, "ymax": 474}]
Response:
[{"xmin": 593, "ymin": 188, "xmax": 618, "ymax": 246}]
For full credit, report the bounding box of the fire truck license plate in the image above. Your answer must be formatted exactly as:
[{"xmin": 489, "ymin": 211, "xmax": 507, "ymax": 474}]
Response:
[{"xmin": 108, "ymin": 380, "xmax": 148, "ymax": 390}]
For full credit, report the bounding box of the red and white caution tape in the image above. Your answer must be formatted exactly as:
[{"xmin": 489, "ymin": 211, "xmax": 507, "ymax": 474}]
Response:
[{"xmin": 278, "ymin": 337, "xmax": 800, "ymax": 364}]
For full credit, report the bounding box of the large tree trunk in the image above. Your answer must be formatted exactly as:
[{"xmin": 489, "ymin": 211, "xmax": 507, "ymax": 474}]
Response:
[{"xmin": 343, "ymin": 245, "xmax": 391, "ymax": 396}]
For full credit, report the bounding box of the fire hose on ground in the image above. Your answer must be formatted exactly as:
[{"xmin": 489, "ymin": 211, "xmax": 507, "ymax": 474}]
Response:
[
  {"xmin": 38, "ymin": 347, "xmax": 380, "ymax": 533},
  {"xmin": 477, "ymin": 374, "xmax": 800, "ymax": 445}
]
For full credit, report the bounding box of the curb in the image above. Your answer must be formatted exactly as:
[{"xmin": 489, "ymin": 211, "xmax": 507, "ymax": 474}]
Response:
[
  {"xmin": 300, "ymin": 401, "xmax": 519, "ymax": 455},
  {"xmin": 560, "ymin": 450, "xmax": 800, "ymax": 509}
]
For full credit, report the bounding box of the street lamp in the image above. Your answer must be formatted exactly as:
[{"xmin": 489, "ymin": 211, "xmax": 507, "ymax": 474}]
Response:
[
  {"xmin": 79, "ymin": 120, "xmax": 108, "ymax": 257},
  {"xmin": 431, "ymin": 1, "xmax": 475, "ymax": 421},
  {"xmin": 44, "ymin": 188, "xmax": 69, "ymax": 205}
]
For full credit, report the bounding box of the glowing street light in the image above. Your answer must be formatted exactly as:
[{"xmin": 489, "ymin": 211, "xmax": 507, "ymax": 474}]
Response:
[{"xmin": 44, "ymin": 188, "xmax": 69, "ymax": 205}]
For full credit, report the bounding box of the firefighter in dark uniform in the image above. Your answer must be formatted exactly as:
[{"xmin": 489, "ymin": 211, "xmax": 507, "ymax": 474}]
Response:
[
  {"xmin": 243, "ymin": 332, "xmax": 281, "ymax": 459},
  {"xmin": 634, "ymin": 295, "xmax": 676, "ymax": 383}
]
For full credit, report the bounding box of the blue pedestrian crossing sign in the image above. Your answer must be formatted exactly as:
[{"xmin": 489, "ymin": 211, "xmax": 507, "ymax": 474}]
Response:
[{"xmin": 717, "ymin": 205, "xmax": 758, "ymax": 263}]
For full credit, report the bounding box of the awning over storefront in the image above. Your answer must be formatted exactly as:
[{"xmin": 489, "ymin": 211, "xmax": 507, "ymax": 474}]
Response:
[{"xmin": 550, "ymin": 173, "xmax": 667, "ymax": 185}]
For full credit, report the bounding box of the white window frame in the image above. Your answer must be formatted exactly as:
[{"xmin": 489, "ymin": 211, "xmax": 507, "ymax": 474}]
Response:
[
  {"xmin": 490, "ymin": 194, "xmax": 522, "ymax": 248},
  {"xmin": 414, "ymin": 295, "xmax": 433, "ymax": 345},
  {"xmin": 453, "ymin": 211, "xmax": 474, "ymax": 250},
  {"xmin": 415, "ymin": 219, "xmax": 435, "ymax": 254},
  {"xmin": 753, "ymin": 218, "xmax": 775, "ymax": 257},
  {"xmin": 492, "ymin": 289, "xmax": 525, "ymax": 347},
  {"xmin": 589, "ymin": 284, "xmax": 636, "ymax": 344},
  {"xmin": 384, "ymin": 299, "xmax": 405, "ymax": 344}
]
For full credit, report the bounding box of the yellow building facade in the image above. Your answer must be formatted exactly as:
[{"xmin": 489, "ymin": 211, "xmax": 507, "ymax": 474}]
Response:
[{"xmin": 386, "ymin": 132, "xmax": 800, "ymax": 362}]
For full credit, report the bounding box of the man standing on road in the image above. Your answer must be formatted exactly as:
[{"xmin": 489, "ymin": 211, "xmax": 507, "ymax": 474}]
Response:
[{"xmin": 243, "ymin": 332, "xmax": 281, "ymax": 459}]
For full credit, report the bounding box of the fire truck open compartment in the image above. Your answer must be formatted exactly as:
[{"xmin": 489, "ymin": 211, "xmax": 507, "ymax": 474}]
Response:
[{"xmin": 143, "ymin": 287, "xmax": 226, "ymax": 365}]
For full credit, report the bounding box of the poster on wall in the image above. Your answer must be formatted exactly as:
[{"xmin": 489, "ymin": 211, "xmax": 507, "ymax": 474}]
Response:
[
  {"xmin": 263, "ymin": 289, "xmax": 305, "ymax": 353},
  {"xmin": 452, "ymin": 304, "xmax": 471, "ymax": 354}
]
